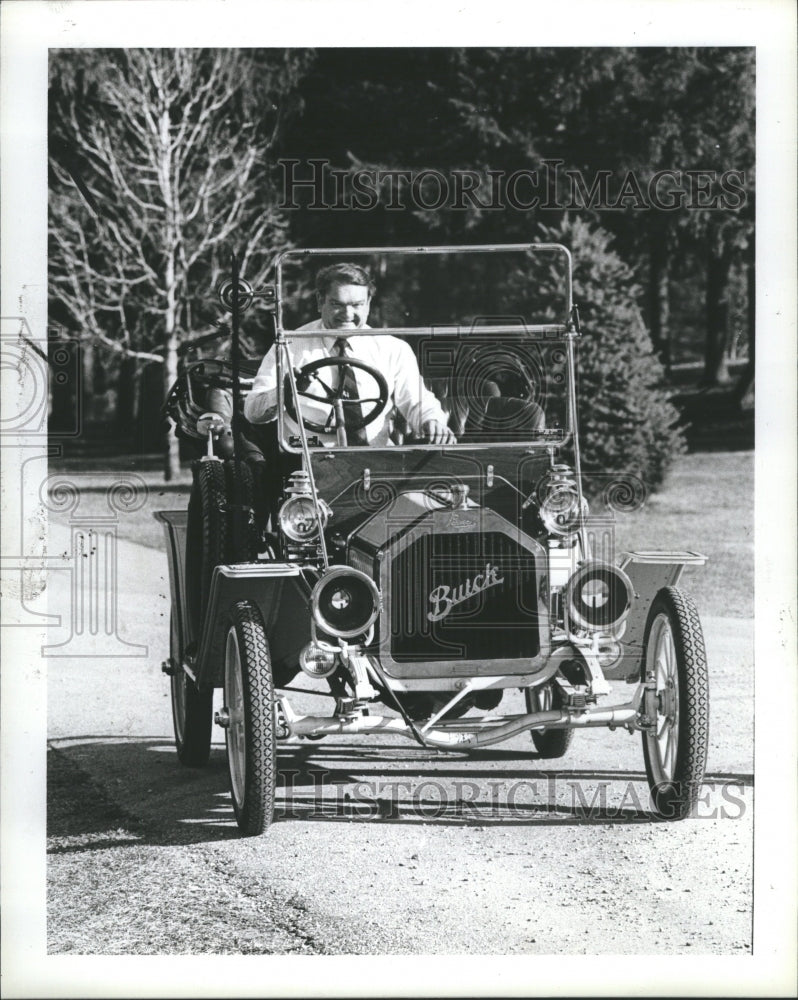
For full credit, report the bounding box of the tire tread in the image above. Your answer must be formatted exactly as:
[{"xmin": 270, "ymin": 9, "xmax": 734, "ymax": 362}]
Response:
[
  {"xmin": 186, "ymin": 460, "xmax": 229, "ymax": 638},
  {"xmin": 526, "ymin": 685, "xmax": 574, "ymax": 759},
  {"xmin": 227, "ymin": 600, "xmax": 276, "ymax": 836},
  {"xmin": 642, "ymin": 586, "xmax": 710, "ymax": 820}
]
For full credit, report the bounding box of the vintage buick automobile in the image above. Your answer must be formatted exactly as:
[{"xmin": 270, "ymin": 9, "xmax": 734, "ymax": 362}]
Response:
[{"xmin": 157, "ymin": 244, "xmax": 709, "ymax": 836}]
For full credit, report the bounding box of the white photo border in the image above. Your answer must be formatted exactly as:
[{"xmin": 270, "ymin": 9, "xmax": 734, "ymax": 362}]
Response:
[{"xmin": 1, "ymin": 1, "xmax": 795, "ymax": 996}]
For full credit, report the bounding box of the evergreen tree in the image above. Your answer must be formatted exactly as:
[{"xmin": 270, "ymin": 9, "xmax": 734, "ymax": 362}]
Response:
[{"xmin": 545, "ymin": 216, "xmax": 685, "ymax": 489}]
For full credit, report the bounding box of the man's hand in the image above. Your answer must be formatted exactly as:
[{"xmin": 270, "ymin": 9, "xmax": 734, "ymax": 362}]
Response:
[{"xmin": 422, "ymin": 419, "xmax": 457, "ymax": 445}]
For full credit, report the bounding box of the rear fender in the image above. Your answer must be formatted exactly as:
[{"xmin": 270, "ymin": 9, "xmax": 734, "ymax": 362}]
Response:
[
  {"xmin": 603, "ymin": 551, "xmax": 707, "ymax": 682},
  {"xmin": 194, "ymin": 563, "xmax": 312, "ymax": 688}
]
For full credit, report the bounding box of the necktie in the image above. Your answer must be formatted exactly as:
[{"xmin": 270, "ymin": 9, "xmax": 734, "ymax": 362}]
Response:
[{"xmin": 333, "ymin": 338, "xmax": 368, "ymax": 445}]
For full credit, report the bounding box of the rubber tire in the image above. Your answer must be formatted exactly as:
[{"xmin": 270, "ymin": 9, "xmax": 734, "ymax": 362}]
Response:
[
  {"xmin": 185, "ymin": 460, "xmax": 229, "ymax": 641},
  {"xmin": 641, "ymin": 587, "xmax": 710, "ymax": 820},
  {"xmin": 223, "ymin": 459, "xmax": 260, "ymax": 561},
  {"xmin": 525, "ymin": 684, "xmax": 574, "ymax": 759},
  {"xmin": 170, "ymin": 611, "xmax": 213, "ymax": 767},
  {"xmin": 224, "ymin": 601, "xmax": 277, "ymax": 836}
]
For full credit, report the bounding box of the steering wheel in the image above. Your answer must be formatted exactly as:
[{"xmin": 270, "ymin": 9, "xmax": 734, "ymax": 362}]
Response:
[
  {"xmin": 162, "ymin": 358, "xmax": 259, "ymax": 440},
  {"xmin": 284, "ymin": 356, "xmax": 390, "ymax": 435}
]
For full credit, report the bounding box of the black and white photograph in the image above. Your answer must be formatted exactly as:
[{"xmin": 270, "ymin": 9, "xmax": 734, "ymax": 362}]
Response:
[{"xmin": 1, "ymin": 1, "xmax": 795, "ymax": 996}]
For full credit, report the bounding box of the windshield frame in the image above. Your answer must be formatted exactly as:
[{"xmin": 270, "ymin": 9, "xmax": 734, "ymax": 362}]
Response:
[{"xmin": 273, "ymin": 243, "xmax": 577, "ymax": 455}]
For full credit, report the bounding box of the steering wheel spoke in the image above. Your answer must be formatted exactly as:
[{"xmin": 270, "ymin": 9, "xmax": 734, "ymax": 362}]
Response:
[
  {"xmin": 296, "ymin": 372, "xmax": 336, "ymax": 402},
  {"xmin": 350, "ymin": 395, "xmax": 384, "ymax": 405}
]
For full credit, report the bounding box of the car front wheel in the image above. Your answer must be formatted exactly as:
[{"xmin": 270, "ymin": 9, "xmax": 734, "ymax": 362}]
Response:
[
  {"xmin": 223, "ymin": 600, "xmax": 277, "ymax": 836},
  {"xmin": 641, "ymin": 587, "xmax": 709, "ymax": 820}
]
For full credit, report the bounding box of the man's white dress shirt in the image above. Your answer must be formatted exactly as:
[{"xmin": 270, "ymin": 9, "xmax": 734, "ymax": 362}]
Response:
[{"xmin": 243, "ymin": 319, "xmax": 448, "ymax": 446}]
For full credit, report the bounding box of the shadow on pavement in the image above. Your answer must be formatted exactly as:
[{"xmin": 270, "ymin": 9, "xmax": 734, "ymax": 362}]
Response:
[{"xmin": 48, "ymin": 737, "xmax": 752, "ymax": 851}]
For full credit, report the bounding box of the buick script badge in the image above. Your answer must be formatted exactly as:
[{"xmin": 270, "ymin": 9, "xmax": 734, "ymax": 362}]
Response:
[{"xmin": 427, "ymin": 563, "xmax": 506, "ymax": 622}]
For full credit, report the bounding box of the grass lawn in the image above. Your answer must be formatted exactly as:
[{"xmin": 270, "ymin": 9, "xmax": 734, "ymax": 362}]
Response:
[
  {"xmin": 613, "ymin": 450, "xmax": 753, "ymax": 619},
  {"xmin": 48, "ymin": 449, "xmax": 753, "ymax": 621}
]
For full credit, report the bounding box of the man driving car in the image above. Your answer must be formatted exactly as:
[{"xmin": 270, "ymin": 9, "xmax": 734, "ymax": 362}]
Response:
[{"xmin": 244, "ymin": 263, "xmax": 457, "ymax": 446}]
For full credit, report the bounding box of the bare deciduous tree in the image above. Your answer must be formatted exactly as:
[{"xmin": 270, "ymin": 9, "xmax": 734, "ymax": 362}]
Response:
[{"xmin": 49, "ymin": 48, "xmax": 302, "ymax": 478}]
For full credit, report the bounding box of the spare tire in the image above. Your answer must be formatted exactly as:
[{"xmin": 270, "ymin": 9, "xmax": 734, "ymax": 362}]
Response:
[{"xmin": 185, "ymin": 460, "xmax": 229, "ymax": 644}]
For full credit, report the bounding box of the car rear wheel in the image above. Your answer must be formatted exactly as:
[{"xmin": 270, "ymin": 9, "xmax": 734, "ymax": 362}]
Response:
[
  {"xmin": 223, "ymin": 601, "xmax": 276, "ymax": 836},
  {"xmin": 641, "ymin": 587, "xmax": 709, "ymax": 820},
  {"xmin": 170, "ymin": 611, "xmax": 213, "ymax": 766},
  {"xmin": 525, "ymin": 683, "xmax": 573, "ymax": 759}
]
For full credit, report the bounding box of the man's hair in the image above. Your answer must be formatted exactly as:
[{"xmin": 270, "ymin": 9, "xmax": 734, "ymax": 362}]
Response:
[{"xmin": 315, "ymin": 263, "xmax": 375, "ymax": 299}]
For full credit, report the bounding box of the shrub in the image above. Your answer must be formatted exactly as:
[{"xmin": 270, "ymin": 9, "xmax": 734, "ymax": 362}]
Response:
[{"xmin": 541, "ymin": 216, "xmax": 685, "ymax": 493}]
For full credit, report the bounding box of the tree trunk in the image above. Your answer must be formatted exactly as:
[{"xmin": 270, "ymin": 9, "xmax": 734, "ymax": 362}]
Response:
[
  {"xmin": 163, "ymin": 337, "xmax": 180, "ymax": 480},
  {"xmin": 160, "ymin": 107, "xmax": 181, "ymax": 482},
  {"xmin": 82, "ymin": 340, "xmax": 96, "ymax": 423},
  {"xmin": 162, "ymin": 259, "xmax": 180, "ymax": 480},
  {"xmin": 703, "ymin": 238, "xmax": 733, "ymax": 386},
  {"xmin": 648, "ymin": 220, "xmax": 672, "ymax": 372},
  {"xmin": 115, "ymin": 356, "xmax": 136, "ymax": 442},
  {"xmin": 733, "ymin": 241, "xmax": 755, "ymax": 409}
]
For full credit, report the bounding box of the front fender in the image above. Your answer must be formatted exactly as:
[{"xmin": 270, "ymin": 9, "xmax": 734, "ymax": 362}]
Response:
[
  {"xmin": 195, "ymin": 563, "xmax": 312, "ymax": 687},
  {"xmin": 603, "ymin": 550, "xmax": 707, "ymax": 682}
]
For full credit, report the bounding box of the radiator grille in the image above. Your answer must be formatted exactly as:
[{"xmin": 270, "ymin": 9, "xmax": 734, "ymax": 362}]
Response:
[{"xmin": 389, "ymin": 531, "xmax": 542, "ymax": 662}]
